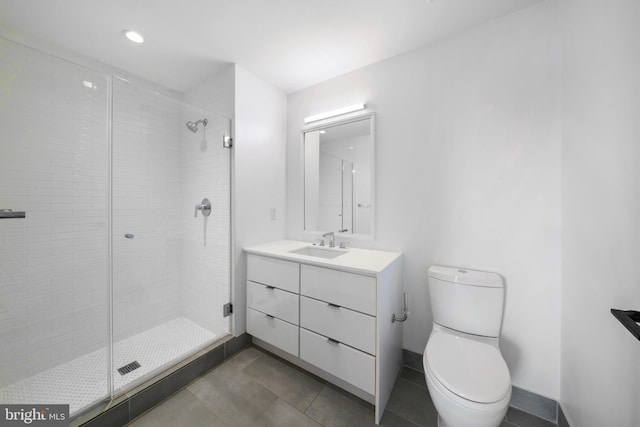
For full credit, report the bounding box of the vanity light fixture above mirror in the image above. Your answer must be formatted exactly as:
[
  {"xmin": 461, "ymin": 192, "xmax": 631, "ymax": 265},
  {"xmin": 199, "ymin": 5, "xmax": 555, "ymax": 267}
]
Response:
[{"xmin": 304, "ymin": 103, "xmax": 366, "ymax": 124}]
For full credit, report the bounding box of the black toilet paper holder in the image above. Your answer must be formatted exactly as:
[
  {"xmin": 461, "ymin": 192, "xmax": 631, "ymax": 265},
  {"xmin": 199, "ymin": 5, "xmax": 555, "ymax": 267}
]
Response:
[{"xmin": 611, "ymin": 309, "xmax": 640, "ymax": 341}]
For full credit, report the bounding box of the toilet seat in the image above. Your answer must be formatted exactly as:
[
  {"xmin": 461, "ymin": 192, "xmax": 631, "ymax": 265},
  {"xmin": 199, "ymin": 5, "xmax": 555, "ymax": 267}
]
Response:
[
  {"xmin": 425, "ymin": 328, "xmax": 510, "ymax": 404},
  {"xmin": 424, "ymin": 357, "xmax": 511, "ymax": 426}
]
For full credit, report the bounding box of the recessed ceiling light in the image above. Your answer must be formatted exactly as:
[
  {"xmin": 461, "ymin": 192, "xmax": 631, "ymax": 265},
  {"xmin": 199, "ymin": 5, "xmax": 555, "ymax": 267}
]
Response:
[
  {"xmin": 319, "ymin": 130, "xmax": 326, "ymax": 134},
  {"xmin": 123, "ymin": 30, "xmax": 144, "ymax": 44}
]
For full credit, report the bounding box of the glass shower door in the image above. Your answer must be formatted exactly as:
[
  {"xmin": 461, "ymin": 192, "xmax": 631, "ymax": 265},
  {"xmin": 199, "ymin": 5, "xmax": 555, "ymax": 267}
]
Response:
[
  {"xmin": 110, "ymin": 79, "xmax": 231, "ymax": 394},
  {"xmin": 0, "ymin": 37, "xmax": 110, "ymax": 414}
]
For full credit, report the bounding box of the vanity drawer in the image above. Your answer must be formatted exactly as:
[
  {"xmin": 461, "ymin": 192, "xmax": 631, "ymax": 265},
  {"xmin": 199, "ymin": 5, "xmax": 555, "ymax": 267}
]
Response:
[
  {"xmin": 300, "ymin": 328, "xmax": 375, "ymax": 394},
  {"xmin": 247, "ymin": 281, "xmax": 299, "ymax": 325},
  {"xmin": 247, "ymin": 254, "xmax": 300, "ymax": 293},
  {"xmin": 300, "ymin": 264, "xmax": 376, "ymax": 315},
  {"xmin": 300, "ymin": 296, "xmax": 375, "ymax": 355},
  {"xmin": 247, "ymin": 307, "xmax": 299, "ymax": 356}
]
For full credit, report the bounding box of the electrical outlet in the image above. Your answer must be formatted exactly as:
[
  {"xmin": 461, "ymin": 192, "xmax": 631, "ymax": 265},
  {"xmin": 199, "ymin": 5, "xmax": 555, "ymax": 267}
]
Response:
[{"xmin": 270, "ymin": 208, "xmax": 276, "ymax": 220}]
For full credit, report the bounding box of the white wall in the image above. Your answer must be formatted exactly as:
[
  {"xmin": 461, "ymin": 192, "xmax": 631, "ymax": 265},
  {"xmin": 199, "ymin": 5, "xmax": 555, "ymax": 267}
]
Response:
[
  {"xmin": 234, "ymin": 65, "xmax": 288, "ymax": 334},
  {"xmin": 184, "ymin": 65, "xmax": 235, "ymax": 119},
  {"xmin": 287, "ymin": 1, "xmax": 561, "ymax": 399},
  {"xmin": 560, "ymin": 0, "xmax": 640, "ymax": 425}
]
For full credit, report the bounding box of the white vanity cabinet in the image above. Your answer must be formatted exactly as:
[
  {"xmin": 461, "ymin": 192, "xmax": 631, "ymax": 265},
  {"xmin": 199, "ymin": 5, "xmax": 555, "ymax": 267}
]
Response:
[
  {"xmin": 246, "ymin": 255, "xmax": 300, "ymax": 356},
  {"xmin": 299, "ymin": 264, "xmax": 377, "ymax": 393},
  {"xmin": 244, "ymin": 241, "xmax": 403, "ymax": 425}
]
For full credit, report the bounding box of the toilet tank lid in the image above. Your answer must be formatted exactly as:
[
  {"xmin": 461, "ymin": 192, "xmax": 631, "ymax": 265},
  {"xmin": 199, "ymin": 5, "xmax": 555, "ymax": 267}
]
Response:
[{"xmin": 428, "ymin": 265, "xmax": 503, "ymax": 288}]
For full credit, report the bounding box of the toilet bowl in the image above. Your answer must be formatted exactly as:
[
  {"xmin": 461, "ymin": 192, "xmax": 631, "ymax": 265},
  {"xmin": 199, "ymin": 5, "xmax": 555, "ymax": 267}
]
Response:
[
  {"xmin": 424, "ymin": 266, "xmax": 511, "ymax": 427},
  {"xmin": 423, "ymin": 325, "xmax": 511, "ymax": 427}
]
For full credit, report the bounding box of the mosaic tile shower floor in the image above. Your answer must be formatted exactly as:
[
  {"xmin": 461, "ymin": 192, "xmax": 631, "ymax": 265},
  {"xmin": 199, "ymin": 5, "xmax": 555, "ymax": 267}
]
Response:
[{"xmin": 0, "ymin": 317, "xmax": 222, "ymax": 415}]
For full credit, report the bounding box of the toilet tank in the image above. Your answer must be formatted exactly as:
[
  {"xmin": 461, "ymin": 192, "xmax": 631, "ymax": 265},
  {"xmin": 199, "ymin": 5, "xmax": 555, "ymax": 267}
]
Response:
[{"xmin": 428, "ymin": 265, "xmax": 504, "ymax": 338}]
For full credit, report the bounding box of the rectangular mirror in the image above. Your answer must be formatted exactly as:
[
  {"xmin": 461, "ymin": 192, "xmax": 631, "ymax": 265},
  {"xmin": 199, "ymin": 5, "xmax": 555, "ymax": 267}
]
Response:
[{"xmin": 304, "ymin": 114, "xmax": 374, "ymax": 236}]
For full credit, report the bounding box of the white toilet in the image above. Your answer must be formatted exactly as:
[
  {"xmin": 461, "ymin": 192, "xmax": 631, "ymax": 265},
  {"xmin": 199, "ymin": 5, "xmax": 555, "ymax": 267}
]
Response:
[{"xmin": 423, "ymin": 266, "xmax": 511, "ymax": 427}]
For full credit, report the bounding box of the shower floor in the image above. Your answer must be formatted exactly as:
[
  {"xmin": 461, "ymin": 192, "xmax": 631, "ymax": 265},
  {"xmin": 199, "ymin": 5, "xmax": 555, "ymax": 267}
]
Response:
[{"xmin": 0, "ymin": 317, "xmax": 225, "ymax": 415}]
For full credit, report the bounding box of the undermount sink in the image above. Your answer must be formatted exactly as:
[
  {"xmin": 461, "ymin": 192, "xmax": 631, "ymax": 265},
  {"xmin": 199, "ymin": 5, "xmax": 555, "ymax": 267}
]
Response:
[{"xmin": 289, "ymin": 246, "xmax": 348, "ymax": 259}]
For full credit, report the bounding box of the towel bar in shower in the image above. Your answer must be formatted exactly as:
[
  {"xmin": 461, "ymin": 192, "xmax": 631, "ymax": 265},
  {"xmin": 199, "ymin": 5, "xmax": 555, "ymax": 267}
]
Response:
[{"xmin": 0, "ymin": 209, "xmax": 25, "ymax": 219}]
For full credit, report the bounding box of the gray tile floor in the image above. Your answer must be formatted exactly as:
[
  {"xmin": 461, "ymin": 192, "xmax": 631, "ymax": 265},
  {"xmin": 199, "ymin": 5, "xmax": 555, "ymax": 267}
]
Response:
[{"xmin": 127, "ymin": 346, "xmax": 556, "ymax": 427}]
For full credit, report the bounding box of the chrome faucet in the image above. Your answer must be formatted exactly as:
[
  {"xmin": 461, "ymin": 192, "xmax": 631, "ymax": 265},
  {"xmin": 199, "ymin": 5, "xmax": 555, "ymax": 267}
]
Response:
[{"xmin": 322, "ymin": 232, "xmax": 335, "ymax": 248}]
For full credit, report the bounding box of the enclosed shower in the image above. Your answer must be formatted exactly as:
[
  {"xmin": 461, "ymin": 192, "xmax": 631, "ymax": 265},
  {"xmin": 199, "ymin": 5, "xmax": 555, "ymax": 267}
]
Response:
[{"xmin": 0, "ymin": 37, "xmax": 232, "ymax": 417}]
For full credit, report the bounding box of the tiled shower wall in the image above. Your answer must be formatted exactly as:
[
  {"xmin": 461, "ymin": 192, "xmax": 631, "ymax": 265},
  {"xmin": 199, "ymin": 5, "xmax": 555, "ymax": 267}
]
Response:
[
  {"xmin": 180, "ymin": 112, "xmax": 231, "ymax": 334},
  {"xmin": 112, "ymin": 81, "xmax": 231, "ymax": 342},
  {"xmin": 0, "ymin": 38, "xmax": 110, "ymax": 386},
  {"xmin": 111, "ymin": 79, "xmax": 184, "ymax": 342}
]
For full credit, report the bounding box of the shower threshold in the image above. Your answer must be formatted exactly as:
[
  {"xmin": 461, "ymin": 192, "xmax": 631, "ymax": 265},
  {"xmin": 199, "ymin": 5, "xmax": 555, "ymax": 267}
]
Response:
[{"xmin": 0, "ymin": 317, "xmax": 225, "ymax": 415}]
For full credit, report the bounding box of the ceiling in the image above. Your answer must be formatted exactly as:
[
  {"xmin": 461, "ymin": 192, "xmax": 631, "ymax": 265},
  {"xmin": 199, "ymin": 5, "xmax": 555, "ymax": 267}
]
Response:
[{"xmin": 0, "ymin": 0, "xmax": 544, "ymax": 94}]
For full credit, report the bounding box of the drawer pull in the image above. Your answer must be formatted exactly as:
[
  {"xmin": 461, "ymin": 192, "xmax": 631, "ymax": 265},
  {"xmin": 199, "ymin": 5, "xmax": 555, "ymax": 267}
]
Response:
[
  {"xmin": 265, "ymin": 314, "xmax": 275, "ymax": 319},
  {"xmin": 327, "ymin": 303, "xmax": 341, "ymax": 309},
  {"xmin": 327, "ymin": 338, "xmax": 340, "ymax": 345},
  {"xmin": 265, "ymin": 285, "xmax": 276, "ymax": 290}
]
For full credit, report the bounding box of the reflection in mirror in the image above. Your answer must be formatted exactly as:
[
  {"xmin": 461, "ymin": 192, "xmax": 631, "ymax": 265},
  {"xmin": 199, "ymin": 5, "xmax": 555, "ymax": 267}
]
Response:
[{"xmin": 304, "ymin": 116, "xmax": 373, "ymax": 236}]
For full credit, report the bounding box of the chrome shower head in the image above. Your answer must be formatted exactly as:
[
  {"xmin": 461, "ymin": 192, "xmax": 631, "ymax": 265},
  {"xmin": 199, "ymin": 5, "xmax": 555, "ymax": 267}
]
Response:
[
  {"xmin": 186, "ymin": 118, "xmax": 208, "ymax": 133},
  {"xmin": 186, "ymin": 121, "xmax": 198, "ymax": 133}
]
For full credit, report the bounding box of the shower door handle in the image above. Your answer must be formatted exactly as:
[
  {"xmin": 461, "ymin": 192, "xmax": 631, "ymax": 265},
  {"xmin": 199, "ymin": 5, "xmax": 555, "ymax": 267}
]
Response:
[{"xmin": 194, "ymin": 198, "xmax": 212, "ymax": 218}]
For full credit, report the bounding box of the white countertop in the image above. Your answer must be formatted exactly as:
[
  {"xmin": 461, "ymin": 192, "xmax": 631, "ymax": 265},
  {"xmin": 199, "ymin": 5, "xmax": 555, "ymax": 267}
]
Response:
[{"xmin": 244, "ymin": 240, "xmax": 402, "ymax": 275}]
